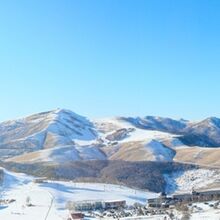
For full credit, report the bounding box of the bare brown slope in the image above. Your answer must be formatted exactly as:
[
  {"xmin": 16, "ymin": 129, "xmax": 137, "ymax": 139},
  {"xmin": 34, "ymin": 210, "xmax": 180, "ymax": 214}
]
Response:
[
  {"xmin": 103, "ymin": 141, "xmax": 155, "ymax": 161},
  {"xmin": 174, "ymin": 147, "xmax": 220, "ymax": 167}
]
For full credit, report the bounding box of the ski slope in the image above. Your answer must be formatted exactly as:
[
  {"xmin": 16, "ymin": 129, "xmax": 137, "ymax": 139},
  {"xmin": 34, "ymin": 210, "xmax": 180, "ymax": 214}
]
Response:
[{"xmin": 0, "ymin": 169, "xmax": 158, "ymax": 220}]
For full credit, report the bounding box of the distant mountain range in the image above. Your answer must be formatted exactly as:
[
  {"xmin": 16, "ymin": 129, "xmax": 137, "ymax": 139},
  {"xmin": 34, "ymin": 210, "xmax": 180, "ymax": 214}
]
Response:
[
  {"xmin": 1, "ymin": 109, "xmax": 220, "ymax": 192},
  {"xmin": 123, "ymin": 115, "xmax": 220, "ymax": 147},
  {"xmin": 0, "ymin": 109, "xmax": 220, "ymax": 167}
]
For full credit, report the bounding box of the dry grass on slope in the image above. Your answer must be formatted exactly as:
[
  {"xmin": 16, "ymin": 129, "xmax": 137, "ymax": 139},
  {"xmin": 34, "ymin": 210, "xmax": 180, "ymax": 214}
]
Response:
[
  {"xmin": 107, "ymin": 141, "xmax": 155, "ymax": 161},
  {"xmin": 174, "ymin": 147, "xmax": 220, "ymax": 167},
  {"xmin": 5, "ymin": 151, "xmax": 48, "ymax": 164}
]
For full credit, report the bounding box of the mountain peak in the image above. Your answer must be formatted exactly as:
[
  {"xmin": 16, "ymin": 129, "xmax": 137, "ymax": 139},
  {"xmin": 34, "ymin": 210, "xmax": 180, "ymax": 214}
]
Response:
[
  {"xmin": 52, "ymin": 108, "xmax": 74, "ymax": 115},
  {"xmin": 41, "ymin": 108, "xmax": 92, "ymax": 127},
  {"xmin": 201, "ymin": 117, "xmax": 220, "ymax": 127}
]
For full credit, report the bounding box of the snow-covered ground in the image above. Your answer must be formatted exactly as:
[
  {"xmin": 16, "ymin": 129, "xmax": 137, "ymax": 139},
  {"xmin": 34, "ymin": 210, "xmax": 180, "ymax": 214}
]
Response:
[
  {"xmin": 95, "ymin": 117, "xmax": 176, "ymax": 143},
  {"xmin": 0, "ymin": 169, "xmax": 158, "ymax": 220},
  {"xmin": 164, "ymin": 168, "xmax": 220, "ymax": 193},
  {"xmin": 1, "ymin": 168, "xmax": 220, "ymax": 219},
  {"xmin": 189, "ymin": 202, "xmax": 220, "ymax": 220},
  {"xmin": 145, "ymin": 140, "xmax": 175, "ymax": 161}
]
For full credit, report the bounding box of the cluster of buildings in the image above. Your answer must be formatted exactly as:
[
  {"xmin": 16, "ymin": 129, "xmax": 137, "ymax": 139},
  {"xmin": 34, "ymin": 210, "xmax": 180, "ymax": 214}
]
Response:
[
  {"xmin": 67, "ymin": 199, "xmax": 126, "ymax": 212},
  {"xmin": 66, "ymin": 199, "xmax": 126, "ymax": 220},
  {"xmin": 66, "ymin": 189, "xmax": 220, "ymax": 219},
  {"xmin": 148, "ymin": 189, "xmax": 220, "ymax": 208}
]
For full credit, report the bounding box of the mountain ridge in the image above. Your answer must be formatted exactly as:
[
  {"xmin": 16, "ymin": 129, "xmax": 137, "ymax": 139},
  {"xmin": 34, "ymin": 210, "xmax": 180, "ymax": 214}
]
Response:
[{"xmin": 1, "ymin": 108, "xmax": 220, "ymax": 166}]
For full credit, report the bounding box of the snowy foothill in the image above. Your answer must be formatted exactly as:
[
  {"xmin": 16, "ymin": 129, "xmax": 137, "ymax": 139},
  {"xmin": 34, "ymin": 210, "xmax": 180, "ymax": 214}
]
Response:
[
  {"xmin": 0, "ymin": 169, "xmax": 158, "ymax": 220},
  {"xmin": 164, "ymin": 168, "xmax": 220, "ymax": 194}
]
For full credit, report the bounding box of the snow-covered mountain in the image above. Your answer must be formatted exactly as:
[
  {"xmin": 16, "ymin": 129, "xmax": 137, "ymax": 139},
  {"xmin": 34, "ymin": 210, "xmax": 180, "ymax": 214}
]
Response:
[
  {"xmin": 181, "ymin": 117, "xmax": 220, "ymax": 147},
  {"xmin": 121, "ymin": 116, "xmax": 188, "ymax": 133},
  {"xmin": 0, "ymin": 109, "xmax": 98, "ymax": 160},
  {"xmin": 2, "ymin": 109, "xmax": 220, "ymax": 198},
  {"xmin": 1, "ymin": 109, "xmax": 220, "ymax": 166}
]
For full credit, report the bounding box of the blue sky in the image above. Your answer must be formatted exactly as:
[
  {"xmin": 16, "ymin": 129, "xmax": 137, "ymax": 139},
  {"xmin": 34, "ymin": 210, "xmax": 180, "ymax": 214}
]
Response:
[{"xmin": 0, "ymin": 0, "xmax": 220, "ymax": 121}]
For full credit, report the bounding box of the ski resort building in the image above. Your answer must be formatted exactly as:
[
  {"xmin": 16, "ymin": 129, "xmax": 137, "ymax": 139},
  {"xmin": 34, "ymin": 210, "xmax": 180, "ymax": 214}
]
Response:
[
  {"xmin": 68, "ymin": 212, "xmax": 84, "ymax": 220},
  {"xmin": 67, "ymin": 199, "xmax": 126, "ymax": 211},
  {"xmin": 103, "ymin": 200, "xmax": 126, "ymax": 209},
  {"xmin": 148, "ymin": 189, "xmax": 220, "ymax": 208},
  {"xmin": 33, "ymin": 177, "xmax": 48, "ymax": 183}
]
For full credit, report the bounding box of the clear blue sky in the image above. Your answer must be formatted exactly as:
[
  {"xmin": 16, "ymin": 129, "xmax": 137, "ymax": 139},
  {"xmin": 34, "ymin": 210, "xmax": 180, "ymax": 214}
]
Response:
[{"xmin": 0, "ymin": 0, "xmax": 220, "ymax": 121}]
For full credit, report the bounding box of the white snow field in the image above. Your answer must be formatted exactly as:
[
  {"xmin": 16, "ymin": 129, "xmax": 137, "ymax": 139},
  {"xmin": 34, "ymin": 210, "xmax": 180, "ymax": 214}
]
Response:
[
  {"xmin": 95, "ymin": 117, "xmax": 176, "ymax": 143},
  {"xmin": 164, "ymin": 168, "xmax": 220, "ymax": 193},
  {"xmin": 0, "ymin": 169, "xmax": 158, "ymax": 220},
  {"xmin": 181, "ymin": 201, "xmax": 220, "ymax": 220}
]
